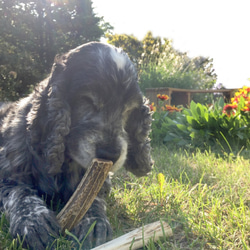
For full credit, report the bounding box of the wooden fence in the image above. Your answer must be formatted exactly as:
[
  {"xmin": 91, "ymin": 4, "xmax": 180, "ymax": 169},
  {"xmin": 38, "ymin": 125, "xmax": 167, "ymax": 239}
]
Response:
[{"xmin": 145, "ymin": 87, "xmax": 237, "ymax": 106}]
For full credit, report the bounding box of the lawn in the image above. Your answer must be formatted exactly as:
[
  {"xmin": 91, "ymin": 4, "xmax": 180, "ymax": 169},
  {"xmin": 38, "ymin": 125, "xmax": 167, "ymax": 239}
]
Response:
[
  {"xmin": 1, "ymin": 146, "xmax": 250, "ymax": 249},
  {"xmin": 0, "ymin": 146, "xmax": 250, "ymax": 249},
  {"xmin": 107, "ymin": 146, "xmax": 250, "ymax": 249}
]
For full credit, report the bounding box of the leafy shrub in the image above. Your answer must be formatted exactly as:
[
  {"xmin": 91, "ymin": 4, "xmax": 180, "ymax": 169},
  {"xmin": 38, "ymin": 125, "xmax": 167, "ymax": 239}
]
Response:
[
  {"xmin": 150, "ymin": 93, "xmax": 250, "ymax": 156},
  {"xmin": 150, "ymin": 97, "xmax": 189, "ymax": 146},
  {"xmin": 139, "ymin": 41, "xmax": 216, "ymax": 95}
]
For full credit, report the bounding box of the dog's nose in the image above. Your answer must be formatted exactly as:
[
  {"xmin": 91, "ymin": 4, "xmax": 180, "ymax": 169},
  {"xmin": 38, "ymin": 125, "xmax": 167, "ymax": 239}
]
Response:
[{"xmin": 96, "ymin": 147, "xmax": 121, "ymax": 163}]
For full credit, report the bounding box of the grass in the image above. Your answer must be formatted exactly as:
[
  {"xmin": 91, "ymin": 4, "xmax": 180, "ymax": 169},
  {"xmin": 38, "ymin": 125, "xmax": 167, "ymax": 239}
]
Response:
[
  {"xmin": 1, "ymin": 146, "xmax": 250, "ymax": 249},
  {"xmin": 108, "ymin": 146, "xmax": 250, "ymax": 249}
]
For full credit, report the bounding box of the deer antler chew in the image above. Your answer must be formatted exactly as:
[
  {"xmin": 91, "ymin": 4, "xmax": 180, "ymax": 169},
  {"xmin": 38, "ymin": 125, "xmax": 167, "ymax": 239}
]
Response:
[{"xmin": 56, "ymin": 158, "xmax": 113, "ymax": 232}]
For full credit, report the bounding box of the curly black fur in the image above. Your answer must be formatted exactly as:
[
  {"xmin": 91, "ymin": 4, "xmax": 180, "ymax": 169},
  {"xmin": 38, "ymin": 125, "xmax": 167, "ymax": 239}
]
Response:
[{"xmin": 0, "ymin": 42, "xmax": 153, "ymax": 249}]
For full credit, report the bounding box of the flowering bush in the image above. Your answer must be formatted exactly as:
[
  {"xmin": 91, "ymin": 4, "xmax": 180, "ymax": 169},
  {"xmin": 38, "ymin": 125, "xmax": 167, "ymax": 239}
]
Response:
[
  {"xmin": 150, "ymin": 94, "xmax": 182, "ymax": 113},
  {"xmin": 150, "ymin": 89, "xmax": 250, "ymax": 157},
  {"xmin": 223, "ymin": 104, "xmax": 237, "ymax": 117},
  {"xmin": 223, "ymin": 86, "xmax": 250, "ymax": 115},
  {"xmin": 150, "ymin": 94, "xmax": 187, "ymax": 145},
  {"xmin": 164, "ymin": 105, "xmax": 182, "ymax": 113},
  {"xmin": 149, "ymin": 102, "xmax": 156, "ymax": 112},
  {"xmin": 156, "ymin": 94, "xmax": 169, "ymax": 101},
  {"xmin": 231, "ymin": 86, "xmax": 250, "ymax": 111}
]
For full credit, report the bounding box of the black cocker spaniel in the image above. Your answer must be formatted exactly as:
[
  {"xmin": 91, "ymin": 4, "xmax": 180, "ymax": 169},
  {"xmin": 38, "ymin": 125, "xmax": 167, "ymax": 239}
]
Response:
[{"xmin": 0, "ymin": 42, "xmax": 153, "ymax": 249}]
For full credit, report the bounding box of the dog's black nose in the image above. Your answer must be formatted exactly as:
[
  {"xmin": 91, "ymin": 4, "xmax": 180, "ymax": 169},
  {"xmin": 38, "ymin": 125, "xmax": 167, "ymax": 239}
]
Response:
[{"xmin": 96, "ymin": 147, "xmax": 120, "ymax": 163}]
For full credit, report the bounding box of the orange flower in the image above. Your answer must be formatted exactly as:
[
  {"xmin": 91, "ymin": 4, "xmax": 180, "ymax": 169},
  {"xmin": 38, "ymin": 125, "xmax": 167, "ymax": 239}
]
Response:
[
  {"xmin": 242, "ymin": 101, "xmax": 250, "ymax": 112},
  {"xmin": 157, "ymin": 94, "xmax": 169, "ymax": 101},
  {"xmin": 165, "ymin": 105, "xmax": 182, "ymax": 112},
  {"xmin": 245, "ymin": 101, "xmax": 250, "ymax": 106},
  {"xmin": 223, "ymin": 104, "xmax": 237, "ymax": 117},
  {"xmin": 242, "ymin": 106, "xmax": 250, "ymax": 112},
  {"xmin": 242, "ymin": 86, "xmax": 250, "ymax": 93},
  {"xmin": 149, "ymin": 102, "xmax": 156, "ymax": 112}
]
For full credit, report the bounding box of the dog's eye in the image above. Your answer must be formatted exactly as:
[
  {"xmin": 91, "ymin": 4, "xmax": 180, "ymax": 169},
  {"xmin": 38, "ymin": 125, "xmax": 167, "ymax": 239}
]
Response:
[
  {"xmin": 81, "ymin": 97, "xmax": 94, "ymax": 107},
  {"xmin": 80, "ymin": 96, "xmax": 101, "ymax": 112}
]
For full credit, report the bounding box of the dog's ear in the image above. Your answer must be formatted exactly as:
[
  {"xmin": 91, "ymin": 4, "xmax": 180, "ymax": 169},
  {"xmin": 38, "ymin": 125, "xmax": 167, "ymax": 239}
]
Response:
[
  {"xmin": 45, "ymin": 74, "xmax": 71, "ymax": 175},
  {"xmin": 28, "ymin": 57, "xmax": 71, "ymax": 177},
  {"xmin": 44, "ymin": 58, "xmax": 72, "ymax": 175},
  {"xmin": 124, "ymin": 98, "xmax": 153, "ymax": 176}
]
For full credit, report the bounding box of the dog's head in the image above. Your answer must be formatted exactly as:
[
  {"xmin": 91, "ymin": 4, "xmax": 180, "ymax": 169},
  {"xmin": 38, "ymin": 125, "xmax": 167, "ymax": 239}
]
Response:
[{"xmin": 29, "ymin": 42, "xmax": 153, "ymax": 178}]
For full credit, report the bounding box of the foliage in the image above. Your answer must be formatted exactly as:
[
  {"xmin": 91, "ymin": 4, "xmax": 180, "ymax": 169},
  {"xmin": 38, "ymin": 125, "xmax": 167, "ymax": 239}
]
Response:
[
  {"xmin": 107, "ymin": 31, "xmax": 167, "ymax": 68},
  {"xmin": 150, "ymin": 92, "xmax": 250, "ymax": 157},
  {"xmin": 106, "ymin": 33, "xmax": 143, "ymax": 65},
  {"xmin": 0, "ymin": 0, "xmax": 112, "ymax": 101},
  {"xmin": 140, "ymin": 31, "xmax": 171, "ymax": 67},
  {"xmin": 151, "ymin": 103, "xmax": 190, "ymax": 147},
  {"xmin": 223, "ymin": 85, "xmax": 250, "ymax": 114},
  {"xmin": 107, "ymin": 32, "xmax": 217, "ymax": 97},
  {"xmin": 139, "ymin": 41, "xmax": 216, "ymax": 94}
]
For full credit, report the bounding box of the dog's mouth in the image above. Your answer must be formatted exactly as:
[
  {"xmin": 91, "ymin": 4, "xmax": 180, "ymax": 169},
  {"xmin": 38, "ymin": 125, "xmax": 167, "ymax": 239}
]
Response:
[
  {"xmin": 96, "ymin": 149, "xmax": 122, "ymax": 173},
  {"xmin": 94, "ymin": 136, "xmax": 128, "ymax": 173},
  {"xmin": 96, "ymin": 147, "xmax": 121, "ymax": 164}
]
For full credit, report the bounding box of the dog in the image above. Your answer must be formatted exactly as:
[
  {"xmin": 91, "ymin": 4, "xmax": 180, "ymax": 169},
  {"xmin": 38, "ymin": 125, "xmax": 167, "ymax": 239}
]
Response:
[{"xmin": 0, "ymin": 42, "xmax": 153, "ymax": 249}]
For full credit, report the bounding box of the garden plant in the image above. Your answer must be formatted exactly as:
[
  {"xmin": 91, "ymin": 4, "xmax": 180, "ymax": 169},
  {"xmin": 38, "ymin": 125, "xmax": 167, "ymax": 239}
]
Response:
[{"xmin": 150, "ymin": 86, "xmax": 250, "ymax": 157}]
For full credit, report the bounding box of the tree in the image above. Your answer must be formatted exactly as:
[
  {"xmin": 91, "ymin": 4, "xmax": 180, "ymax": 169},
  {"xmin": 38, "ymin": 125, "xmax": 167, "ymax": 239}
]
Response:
[
  {"xmin": 139, "ymin": 41, "xmax": 217, "ymax": 91},
  {"xmin": 106, "ymin": 33, "xmax": 143, "ymax": 65},
  {"xmin": 0, "ymin": 0, "xmax": 112, "ymax": 101},
  {"xmin": 108, "ymin": 32, "xmax": 216, "ymax": 94},
  {"xmin": 106, "ymin": 32, "xmax": 172, "ymax": 69},
  {"xmin": 140, "ymin": 31, "xmax": 171, "ymax": 67}
]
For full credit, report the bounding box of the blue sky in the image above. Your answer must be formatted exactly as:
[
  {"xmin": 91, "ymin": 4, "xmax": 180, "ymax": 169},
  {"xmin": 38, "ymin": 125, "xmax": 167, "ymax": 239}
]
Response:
[{"xmin": 92, "ymin": 0, "xmax": 250, "ymax": 89}]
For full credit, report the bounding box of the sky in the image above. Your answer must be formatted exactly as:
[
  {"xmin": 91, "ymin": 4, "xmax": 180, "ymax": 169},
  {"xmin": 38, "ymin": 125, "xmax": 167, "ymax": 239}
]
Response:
[{"xmin": 92, "ymin": 0, "xmax": 250, "ymax": 89}]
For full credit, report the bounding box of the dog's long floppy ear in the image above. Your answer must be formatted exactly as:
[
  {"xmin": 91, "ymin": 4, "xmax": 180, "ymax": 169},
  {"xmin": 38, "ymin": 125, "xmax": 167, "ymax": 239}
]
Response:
[
  {"xmin": 44, "ymin": 62, "xmax": 71, "ymax": 175},
  {"xmin": 124, "ymin": 98, "xmax": 153, "ymax": 177},
  {"xmin": 28, "ymin": 55, "xmax": 71, "ymax": 177}
]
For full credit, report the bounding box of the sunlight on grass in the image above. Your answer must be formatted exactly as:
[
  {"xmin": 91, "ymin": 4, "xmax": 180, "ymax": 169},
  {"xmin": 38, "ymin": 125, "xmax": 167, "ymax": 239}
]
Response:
[
  {"xmin": 1, "ymin": 146, "xmax": 249, "ymax": 249},
  {"xmin": 109, "ymin": 146, "xmax": 250, "ymax": 249}
]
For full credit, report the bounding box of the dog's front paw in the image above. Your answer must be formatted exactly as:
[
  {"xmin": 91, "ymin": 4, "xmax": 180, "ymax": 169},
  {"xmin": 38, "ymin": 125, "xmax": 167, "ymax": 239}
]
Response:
[
  {"xmin": 10, "ymin": 210, "xmax": 60, "ymax": 249},
  {"xmin": 69, "ymin": 216, "xmax": 112, "ymax": 249}
]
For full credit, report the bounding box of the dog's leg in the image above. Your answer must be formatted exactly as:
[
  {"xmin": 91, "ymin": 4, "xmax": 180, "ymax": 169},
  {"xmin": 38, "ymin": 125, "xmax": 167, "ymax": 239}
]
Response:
[
  {"xmin": 0, "ymin": 180, "xmax": 60, "ymax": 249},
  {"xmin": 68, "ymin": 178, "xmax": 112, "ymax": 249}
]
